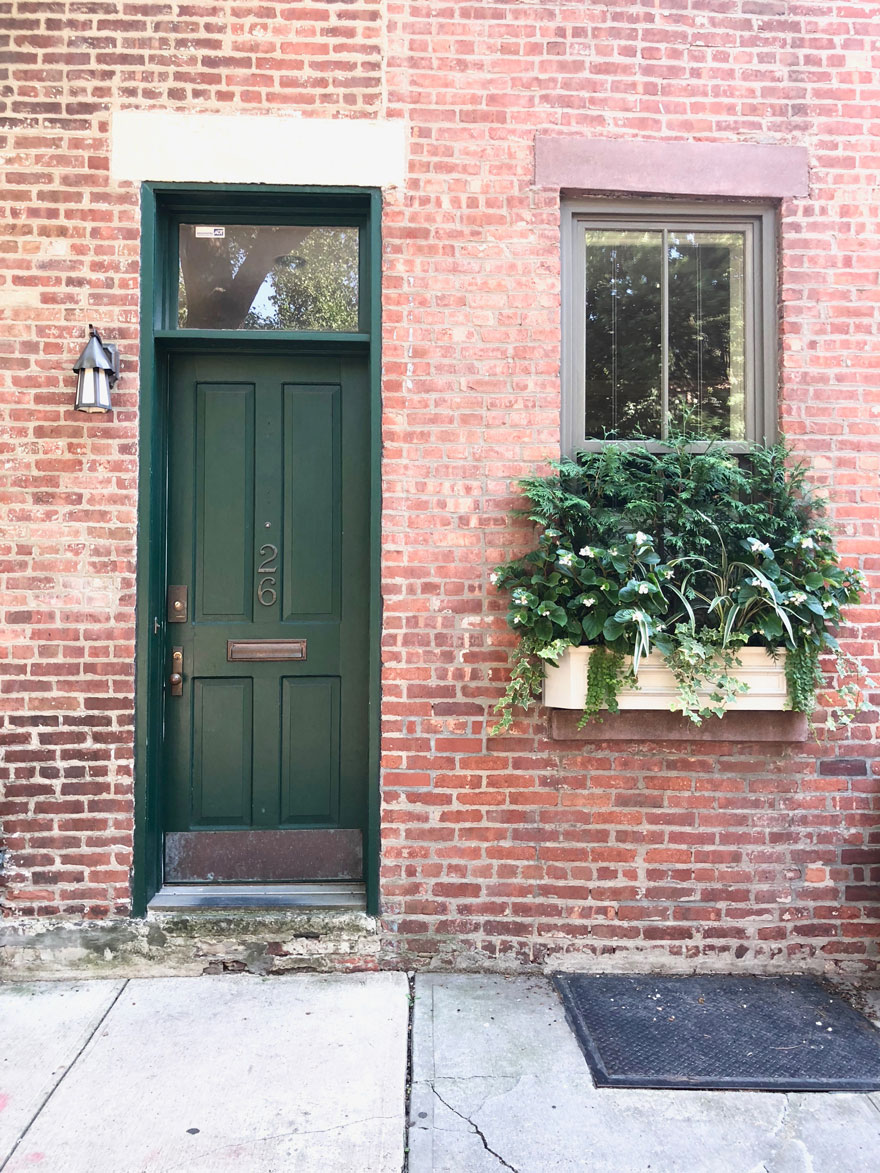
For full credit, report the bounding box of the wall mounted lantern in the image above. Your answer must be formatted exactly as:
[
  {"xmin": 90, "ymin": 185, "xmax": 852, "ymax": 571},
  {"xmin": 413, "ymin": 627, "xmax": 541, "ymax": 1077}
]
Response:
[{"xmin": 73, "ymin": 324, "xmax": 119, "ymax": 413}]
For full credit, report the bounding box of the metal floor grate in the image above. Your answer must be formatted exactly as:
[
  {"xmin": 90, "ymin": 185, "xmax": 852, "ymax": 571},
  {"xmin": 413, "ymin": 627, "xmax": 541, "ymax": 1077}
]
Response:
[{"xmin": 554, "ymin": 973, "xmax": 880, "ymax": 1091}]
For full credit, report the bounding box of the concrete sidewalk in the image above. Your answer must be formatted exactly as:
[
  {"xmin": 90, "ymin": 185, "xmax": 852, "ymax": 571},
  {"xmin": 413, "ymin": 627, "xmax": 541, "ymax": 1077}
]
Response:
[
  {"xmin": 0, "ymin": 973, "xmax": 408, "ymax": 1172},
  {"xmin": 409, "ymin": 976, "xmax": 880, "ymax": 1173},
  {"xmin": 1, "ymin": 972, "xmax": 878, "ymax": 1173}
]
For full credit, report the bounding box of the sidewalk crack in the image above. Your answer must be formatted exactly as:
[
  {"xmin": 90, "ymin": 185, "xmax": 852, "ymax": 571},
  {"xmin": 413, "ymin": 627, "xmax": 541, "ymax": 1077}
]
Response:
[
  {"xmin": 430, "ymin": 1084, "xmax": 518, "ymax": 1173},
  {"xmin": 402, "ymin": 972, "xmax": 415, "ymax": 1173},
  {"xmin": 0, "ymin": 979, "xmax": 129, "ymax": 1172}
]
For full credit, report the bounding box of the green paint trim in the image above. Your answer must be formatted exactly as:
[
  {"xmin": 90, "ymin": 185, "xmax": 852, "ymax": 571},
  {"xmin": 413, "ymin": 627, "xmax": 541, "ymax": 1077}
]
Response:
[
  {"xmin": 132, "ymin": 182, "xmax": 163, "ymax": 916},
  {"xmin": 366, "ymin": 189, "xmax": 383, "ymax": 918},
  {"xmin": 132, "ymin": 183, "xmax": 382, "ymax": 919},
  {"xmin": 154, "ymin": 330, "xmax": 371, "ymax": 346},
  {"xmin": 159, "ymin": 191, "xmax": 371, "ymax": 331},
  {"xmin": 146, "ymin": 181, "xmax": 374, "ymax": 210}
]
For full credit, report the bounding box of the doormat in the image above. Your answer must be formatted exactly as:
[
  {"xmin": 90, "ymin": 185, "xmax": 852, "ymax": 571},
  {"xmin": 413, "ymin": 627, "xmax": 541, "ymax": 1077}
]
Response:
[{"xmin": 553, "ymin": 974, "xmax": 880, "ymax": 1091}]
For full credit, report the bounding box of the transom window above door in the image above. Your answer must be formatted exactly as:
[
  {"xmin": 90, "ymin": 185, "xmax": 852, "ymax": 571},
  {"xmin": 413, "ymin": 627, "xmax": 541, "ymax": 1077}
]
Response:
[
  {"xmin": 562, "ymin": 201, "xmax": 777, "ymax": 452},
  {"xmin": 175, "ymin": 222, "xmax": 361, "ymax": 332}
]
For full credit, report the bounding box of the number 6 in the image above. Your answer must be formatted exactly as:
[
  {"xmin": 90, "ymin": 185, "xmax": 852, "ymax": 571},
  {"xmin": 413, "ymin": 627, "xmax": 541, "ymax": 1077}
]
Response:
[{"xmin": 257, "ymin": 576, "xmax": 277, "ymax": 606}]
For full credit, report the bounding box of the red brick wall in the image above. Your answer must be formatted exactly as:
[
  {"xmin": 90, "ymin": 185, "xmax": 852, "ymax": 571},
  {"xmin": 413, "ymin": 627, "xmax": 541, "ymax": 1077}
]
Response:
[
  {"xmin": 1, "ymin": 1, "xmax": 878, "ymax": 973},
  {"xmin": 377, "ymin": 1, "xmax": 880, "ymax": 974}
]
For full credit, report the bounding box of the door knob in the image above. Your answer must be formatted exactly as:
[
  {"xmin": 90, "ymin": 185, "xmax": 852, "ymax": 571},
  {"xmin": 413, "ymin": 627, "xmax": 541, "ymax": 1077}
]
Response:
[{"xmin": 169, "ymin": 647, "xmax": 183, "ymax": 696}]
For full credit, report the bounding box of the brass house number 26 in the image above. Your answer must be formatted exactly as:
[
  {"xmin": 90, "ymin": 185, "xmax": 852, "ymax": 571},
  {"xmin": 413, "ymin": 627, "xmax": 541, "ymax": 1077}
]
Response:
[{"xmin": 257, "ymin": 543, "xmax": 278, "ymax": 606}]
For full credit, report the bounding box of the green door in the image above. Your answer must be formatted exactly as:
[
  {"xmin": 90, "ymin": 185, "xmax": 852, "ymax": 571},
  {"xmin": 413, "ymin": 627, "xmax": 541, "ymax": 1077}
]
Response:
[{"xmin": 162, "ymin": 351, "xmax": 370, "ymax": 883}]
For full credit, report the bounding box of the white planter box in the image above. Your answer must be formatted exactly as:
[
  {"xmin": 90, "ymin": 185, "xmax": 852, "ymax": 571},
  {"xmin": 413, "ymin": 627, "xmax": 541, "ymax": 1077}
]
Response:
[{"xmin": 543, "ymin": 646, "xmax": 788, "ymax": 712}]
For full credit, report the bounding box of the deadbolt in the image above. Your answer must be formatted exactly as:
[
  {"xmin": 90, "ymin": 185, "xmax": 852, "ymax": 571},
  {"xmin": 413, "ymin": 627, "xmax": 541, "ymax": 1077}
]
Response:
[
  {"xmin": 167, "ymin": 585, "xmax": 188, "ymax": 623},
  {"xmin": 169, "ymin": 647, "xmax": 183, "ymax": 696}
]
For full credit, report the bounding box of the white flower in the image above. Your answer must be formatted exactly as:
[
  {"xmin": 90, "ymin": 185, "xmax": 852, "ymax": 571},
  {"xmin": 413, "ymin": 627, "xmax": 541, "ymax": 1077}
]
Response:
[
  {"xmin": 638, "ymin": 583, "xmax": 651, "ymax": 595},
  {"xmin": 634, "ymin": 532, "xmax": 649, "ymax": 546},
  {"xmin": 579, "ymin": 545, "xmax": 595, "ymax": 558},
  {"xmin": 513, "ymin": 615, "xmax": 522, "ymax": 624},
  {"xmin": 787, "ymin": 591, "xmax": 807, "ymax": 605},
  {"xmin": 747, "ymin": 537, "xmax": 771, "ymax": 556},
  {"xmin": 489, "ymin": 572, "xmax": 499, "ymax": 585},
  {"xmin": 557, "ymin": 551, "xmax": 574, "ymax": 567},
  {"xmin": 583, "ymin": 596, "xmax": 597, "ymax": 609},
  {"xmin": 609, "ymin": 547, "xmax": 619, "ymax": 556},
  {"xmin": 631, "ymin": 609, "xmax": 648, "ymax": 623},
  {"xmin": 800, "ymin": 536, "xmax": 815, "ymax": 550},
  {"xmin": 748, "ymin": 578, "xmax": 764, "ymax": 588},
  {"xmin": 663, "ymin": 569, "xmax": 674, "ymax": 580},
  {"xmin": 512, "ymin": 589, "xmax": 529, "ymax": 606}
]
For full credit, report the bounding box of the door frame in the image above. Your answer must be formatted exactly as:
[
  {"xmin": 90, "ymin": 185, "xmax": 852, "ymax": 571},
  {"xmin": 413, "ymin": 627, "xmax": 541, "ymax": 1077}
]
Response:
[{"xmin": 132, "ymin": 183, "xmax": 383, "ymax": 916}]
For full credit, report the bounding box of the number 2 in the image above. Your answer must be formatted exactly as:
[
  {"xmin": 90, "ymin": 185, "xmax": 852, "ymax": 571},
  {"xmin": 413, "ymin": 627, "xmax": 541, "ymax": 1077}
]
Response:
[
  {"xmin": 258, "ymin": 544, "xmax": 277, "ymax": 575},
  {"xmin": 257, "ymin": 544, "xmax": 278, "ymax": 606}
]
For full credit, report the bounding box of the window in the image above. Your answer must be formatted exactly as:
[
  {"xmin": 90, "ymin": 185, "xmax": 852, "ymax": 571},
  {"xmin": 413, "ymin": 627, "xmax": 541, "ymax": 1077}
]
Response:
[
  {"xmin": 562, "ymin": 201, "xmax": 776, "ymax": 451},
  {"xmin": 177, "ymin": 224, "xmax": 360, "ymax": 331}
]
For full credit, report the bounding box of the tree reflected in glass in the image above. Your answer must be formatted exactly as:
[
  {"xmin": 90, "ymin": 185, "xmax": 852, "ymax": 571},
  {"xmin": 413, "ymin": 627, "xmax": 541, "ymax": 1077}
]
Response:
[
  {"xmin": 178, "ymin": 225, "xmax": 359, "ymax": 331},
  {"xmin": 583, "ymin": 228, "xmax": 745, "ymax": 442},
  {"xmin": 584, "ymin": 230, "xmax": 662, "ymax": 439},
  {"xmin": 668, "ymin": 231, "xmax": 744, "ymax": 441}
]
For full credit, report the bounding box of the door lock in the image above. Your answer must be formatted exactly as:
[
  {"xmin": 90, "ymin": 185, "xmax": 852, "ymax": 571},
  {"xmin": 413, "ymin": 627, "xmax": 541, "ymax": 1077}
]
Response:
[
  {"xmin": 167, "ymin": 585, "xmax": 188, "ymax": 622},
  {"xmin": 169, "ymin": 647, "xmax": 183, "ymax": 696}
]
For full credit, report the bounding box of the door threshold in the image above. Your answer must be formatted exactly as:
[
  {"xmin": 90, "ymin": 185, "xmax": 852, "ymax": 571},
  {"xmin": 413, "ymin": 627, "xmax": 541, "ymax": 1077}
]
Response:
[{"xmin": 148, "ymin": 882, "xmax": 366, "ymax": 911}]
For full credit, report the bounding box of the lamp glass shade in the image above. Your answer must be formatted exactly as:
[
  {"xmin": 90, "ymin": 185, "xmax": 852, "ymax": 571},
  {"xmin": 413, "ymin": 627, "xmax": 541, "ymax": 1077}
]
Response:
[{"xmin": 74, "ymin": 366, "xmax": 112, "ymax": 412}]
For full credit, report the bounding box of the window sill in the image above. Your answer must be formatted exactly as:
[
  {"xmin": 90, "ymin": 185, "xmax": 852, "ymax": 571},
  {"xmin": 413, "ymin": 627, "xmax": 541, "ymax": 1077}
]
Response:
[{"xmin": 548, "ymin": 708, "xmax": 808, "ymax": 742}]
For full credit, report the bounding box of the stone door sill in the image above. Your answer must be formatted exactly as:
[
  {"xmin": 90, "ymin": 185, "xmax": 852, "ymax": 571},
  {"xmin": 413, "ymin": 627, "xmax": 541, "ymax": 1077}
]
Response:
[{"xmin": 148, "ymin": 882, "xmax": 366, "ymax": 911}]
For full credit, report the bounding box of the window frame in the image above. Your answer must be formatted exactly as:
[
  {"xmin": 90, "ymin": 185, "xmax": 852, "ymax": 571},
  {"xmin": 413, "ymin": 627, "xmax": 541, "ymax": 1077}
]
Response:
[
  {"xmin": 152, "ymin": 188, "xmax": 373, "ymax": 341},
  {"xmin": 561, "ymin": 198, "xmax": 778, "ymax": 454}
]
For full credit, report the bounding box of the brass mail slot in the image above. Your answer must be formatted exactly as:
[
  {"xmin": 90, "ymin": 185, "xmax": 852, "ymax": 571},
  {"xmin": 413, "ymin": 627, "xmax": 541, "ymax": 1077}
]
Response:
[{"xmin": 227, "ymin": 639, "xmax": 307, "ymax": 662}]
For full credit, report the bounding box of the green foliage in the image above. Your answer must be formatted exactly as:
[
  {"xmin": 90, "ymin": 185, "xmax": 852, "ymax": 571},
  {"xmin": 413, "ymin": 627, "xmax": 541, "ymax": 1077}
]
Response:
[
  {"xmin": 514, "ymin": 434, "xmax": 815, "ymax": 563},
  {"xmin": 785, "ymin": 641, "xmax": 823, "ymax": 715},
  {"xmin": 491, "ymin": 432, "xmax": 868, "ymax": 730},
  {"xmin": 244, "ymin": 227, "xmax": 358, "ymax": 331},
  {"xmin": 492, "ymin": 529, "xmax": 668, "ymax": 667},
  {"xmin": 490, "ymin": 640, "xmax": 546, "ymax": 734},
  {"xmin": 784, "ymin": 643, "xmax": 867, "ymax": 731},
  {"xmin": 662, "ymin": 626, "xmax": 749, "ymax": 724},
  {"xmin": 580, "ymin": 646, "xmax": 627, "ymax": 726}
]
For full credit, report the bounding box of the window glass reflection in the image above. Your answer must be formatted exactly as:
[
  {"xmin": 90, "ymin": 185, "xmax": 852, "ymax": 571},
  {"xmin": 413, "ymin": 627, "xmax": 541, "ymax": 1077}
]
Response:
[
  {"xmin": 584, "ymin": 230, "xmax": 662, "ymax": 439},
  {"xmin": 178, "ymin": 225, "xmax": 359, "ymax": 331},
  {"xmin": 668, "ymin": 231, "xmax": 745, "ymax": 441}
]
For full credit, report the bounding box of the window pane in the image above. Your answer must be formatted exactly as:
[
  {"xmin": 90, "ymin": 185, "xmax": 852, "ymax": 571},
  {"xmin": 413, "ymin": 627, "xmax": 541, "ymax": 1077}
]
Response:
[
  {"xmin": 668, "ymin": 231, "xmax": 745, "ymax": 441},
  {"xmin": 178, "ymin": 225, "xmax": 359, "ymax": 331},
  {"xmin": 584, "ymin": 230, "xmax": 662, "ymax": 439}
]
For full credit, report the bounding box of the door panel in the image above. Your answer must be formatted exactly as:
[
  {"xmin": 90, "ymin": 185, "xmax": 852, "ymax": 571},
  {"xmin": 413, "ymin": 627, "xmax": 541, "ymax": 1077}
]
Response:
[
  {"xmin": 191, "ymin": 678, "xmax": 253, "ymax": 825},
  {"xmin": 162, "ymin": 352, "xmax": 369, "ymax": 882},
  {"xmin": 283, "ymin": 386, "xmax": 340, "ymax": 618},
  {"xmin": 196, "ymin": 384, "xmax": 255, "ymax": 620},
  {"xmin": 280, "ymin": 676, "xmax": 340, "ymax": 824}
]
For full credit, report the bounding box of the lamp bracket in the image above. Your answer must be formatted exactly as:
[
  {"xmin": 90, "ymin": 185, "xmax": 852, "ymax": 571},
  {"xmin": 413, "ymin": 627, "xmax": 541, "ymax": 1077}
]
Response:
[{"xmin": 103, "ymin": 342, "xmax": 120, "ymax": 387}]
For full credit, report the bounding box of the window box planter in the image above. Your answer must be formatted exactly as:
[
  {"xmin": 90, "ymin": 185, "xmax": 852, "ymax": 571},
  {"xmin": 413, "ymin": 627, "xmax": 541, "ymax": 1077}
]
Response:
[
  {"xmin": 489, "ymin": 435, "xmax": 866, "ymax": 733},
  {"xmin": 543, "ymin": 646, "xmax": 788, "ymax": 712}
]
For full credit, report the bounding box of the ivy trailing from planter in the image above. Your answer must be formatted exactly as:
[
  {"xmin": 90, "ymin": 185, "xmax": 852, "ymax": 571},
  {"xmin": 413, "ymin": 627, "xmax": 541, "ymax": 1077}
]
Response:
[{"xmin": 490, "ymin": 434, "xmax": 869, "ymax": 732}]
